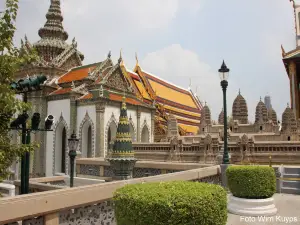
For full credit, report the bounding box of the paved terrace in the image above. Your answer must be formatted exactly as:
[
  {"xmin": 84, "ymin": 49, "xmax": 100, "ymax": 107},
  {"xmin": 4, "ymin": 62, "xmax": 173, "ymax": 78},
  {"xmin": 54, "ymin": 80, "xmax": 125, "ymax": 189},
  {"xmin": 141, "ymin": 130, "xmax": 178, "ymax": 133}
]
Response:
[{"xmin": 0, "ymin": 165, "xmax": 299, "ymax": 225}]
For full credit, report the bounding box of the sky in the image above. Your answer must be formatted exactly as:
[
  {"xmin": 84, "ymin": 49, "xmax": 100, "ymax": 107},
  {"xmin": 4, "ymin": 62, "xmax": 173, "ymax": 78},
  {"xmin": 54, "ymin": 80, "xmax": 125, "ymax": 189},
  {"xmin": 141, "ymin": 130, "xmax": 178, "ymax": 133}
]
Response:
[{"xmin": 2, "ymin": 0, "xmax": 296, "ymax": 122}]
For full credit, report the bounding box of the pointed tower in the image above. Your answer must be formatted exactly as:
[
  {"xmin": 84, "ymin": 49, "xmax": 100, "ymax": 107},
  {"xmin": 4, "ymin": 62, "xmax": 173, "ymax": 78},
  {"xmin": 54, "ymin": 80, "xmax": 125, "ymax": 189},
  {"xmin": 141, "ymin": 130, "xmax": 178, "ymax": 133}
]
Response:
[
  {"xmin": 107, "ymin": 95, "xmax": 137, "ymax": 180},
  {"xmin": 33, "ymin": 0, "xmax": 84, "ymax": 63}
]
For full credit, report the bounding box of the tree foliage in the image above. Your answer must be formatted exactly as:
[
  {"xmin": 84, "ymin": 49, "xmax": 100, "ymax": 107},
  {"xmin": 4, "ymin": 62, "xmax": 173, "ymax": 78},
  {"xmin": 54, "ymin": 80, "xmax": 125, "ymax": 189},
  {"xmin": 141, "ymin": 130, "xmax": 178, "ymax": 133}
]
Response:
[{"xmin": 0, "ymin": 0, "xmax": 38, "ymax": 182}]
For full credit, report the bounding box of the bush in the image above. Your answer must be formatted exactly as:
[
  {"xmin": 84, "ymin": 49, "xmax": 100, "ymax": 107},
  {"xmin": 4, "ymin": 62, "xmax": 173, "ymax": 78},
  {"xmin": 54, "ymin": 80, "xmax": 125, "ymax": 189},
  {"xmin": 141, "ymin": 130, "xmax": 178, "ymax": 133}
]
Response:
[
  {"xmin": 226, "ymin": 165, "xmax": 276, "ymax": 199},
  {"xmin": 113, "ymin": 181, "xmax": 227, "ymax": 225}
]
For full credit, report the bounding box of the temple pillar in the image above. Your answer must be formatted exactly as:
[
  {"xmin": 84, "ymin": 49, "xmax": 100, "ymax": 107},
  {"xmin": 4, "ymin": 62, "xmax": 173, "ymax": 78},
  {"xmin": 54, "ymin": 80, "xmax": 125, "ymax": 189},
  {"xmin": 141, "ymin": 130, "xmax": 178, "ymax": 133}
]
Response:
[
  {"xmin": 151, "ymin": 110, "xmax": 156, "ymax": 142},
  {"xmin": 70, "ymin": 94, "xmax": 77, "ymax": 134},
  {"xmin": 289, "ymin": 61, "xmax": 298, "ymax": 117},
  {"xmin": 137, "ymin": 107, "xmax": 141, "ymax": 142},
  {"xmin": 29, "ymin": 90, "xmax": 48, "ymax": 177},
  {"xmin": 96, "ymin": 102, "xmax": 105, "ymax": 157}
]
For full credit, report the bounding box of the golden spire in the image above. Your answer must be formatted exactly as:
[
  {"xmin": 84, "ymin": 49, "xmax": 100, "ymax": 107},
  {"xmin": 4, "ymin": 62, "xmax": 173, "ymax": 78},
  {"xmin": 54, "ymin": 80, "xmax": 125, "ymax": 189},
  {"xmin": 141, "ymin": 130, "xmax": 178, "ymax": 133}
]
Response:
[
  {"xmin": 281, "ymin": 45, "xmax": 286, "ymax": 57},
  {"xmin": 118, "ymin": 48, "xmax": 124, "ymax": 65},
  {"xmin": 135, "ymin": 52, "xmax": 139, "ymax": 66}
]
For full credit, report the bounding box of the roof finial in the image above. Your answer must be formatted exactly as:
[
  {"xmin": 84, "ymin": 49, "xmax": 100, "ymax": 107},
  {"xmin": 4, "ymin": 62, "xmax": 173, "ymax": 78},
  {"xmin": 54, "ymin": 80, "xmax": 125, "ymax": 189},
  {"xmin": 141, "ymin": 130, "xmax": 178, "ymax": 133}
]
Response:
[
  {"xmin": 260, "ymin": 96, "xmax": 262, "ymax": 101},
  {"xmin": 118, "ymin": 48, "xmax": 123, "ymax": 63},
  {"xmin": 287, "ymin": 102, "xmax": 290, "ymax": 108},
  {"xmin": 108, "ymin": 50, "xmax": 111, "ymax": 58},
  {"xmin": 238, "ymin": 88, "xmax": 241, "ymax": 95},
  {"xmin": 135, "ymin": 52, "xmax": 139, "ymax": 66},
  {"xmin": 281, "ymin": 45, "xmax": 286, "ymax": 57}
]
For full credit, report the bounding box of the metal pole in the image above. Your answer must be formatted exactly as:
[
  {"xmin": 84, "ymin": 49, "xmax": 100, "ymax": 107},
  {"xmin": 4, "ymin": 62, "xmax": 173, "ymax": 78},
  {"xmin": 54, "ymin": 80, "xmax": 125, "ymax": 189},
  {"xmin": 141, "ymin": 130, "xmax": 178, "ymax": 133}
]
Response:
[
  {"xmin": 20, "ymin": 92, "xmax": 27, "ymax": 195},
  {"xmin": 24, "ymin": 130, "xmax": 31, "ymax": 194},
  {"xmin": 69, "ymin": 150, "xmax": 76, "ymax": 187},
  {"xmin": 221, "ymin": 80, "xmax": 229, "ymax": 164}
]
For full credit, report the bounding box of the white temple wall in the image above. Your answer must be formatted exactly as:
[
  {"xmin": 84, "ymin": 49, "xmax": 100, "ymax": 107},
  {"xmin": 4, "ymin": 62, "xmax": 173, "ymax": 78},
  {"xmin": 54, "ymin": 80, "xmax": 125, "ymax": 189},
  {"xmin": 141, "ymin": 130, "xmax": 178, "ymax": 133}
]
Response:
[
  {"xmin": 77, "ymin": 105, "xmax": 96, "ymax": 133},
  {"xmin": 45, "ymin": 99, "xmax": 70, "ymax": 176}
]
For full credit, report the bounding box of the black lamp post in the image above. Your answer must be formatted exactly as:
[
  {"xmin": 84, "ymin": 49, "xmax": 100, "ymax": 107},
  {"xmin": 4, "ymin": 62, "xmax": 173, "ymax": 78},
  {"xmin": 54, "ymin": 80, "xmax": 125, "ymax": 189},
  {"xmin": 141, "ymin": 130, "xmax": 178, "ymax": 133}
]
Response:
[
  {"xmin": 9, "ymin": 75, "xmax": 54, "ymax": 194},
  {"xmin": 219, "ymin": 60, "xmax": 230, "ymax": 187},
  {"xmin": 219, "ymin": 60, "xmax": 230, "ymax": 164},
  {"xmin": 68, "ymin": 131, "xmax": 79, "ymax": 188}
]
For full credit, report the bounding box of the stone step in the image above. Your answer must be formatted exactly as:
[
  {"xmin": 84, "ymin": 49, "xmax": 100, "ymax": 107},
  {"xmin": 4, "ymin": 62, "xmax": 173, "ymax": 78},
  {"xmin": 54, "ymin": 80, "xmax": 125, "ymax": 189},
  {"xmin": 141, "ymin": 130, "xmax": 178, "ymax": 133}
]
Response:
[
  {"xmin": 281, "ymin": 187, "xmax": 300, "ymax": 195},
  {"xmin": 282, "ymin": 180, "xmax": 300, "ymax": 189},
  {"xmin": 284, "ymin": 167, "xmax": 300, "ymax": 175},
  {"xmin": 282, "ymin": 174, "xmax": 300, "ymax": 179}
]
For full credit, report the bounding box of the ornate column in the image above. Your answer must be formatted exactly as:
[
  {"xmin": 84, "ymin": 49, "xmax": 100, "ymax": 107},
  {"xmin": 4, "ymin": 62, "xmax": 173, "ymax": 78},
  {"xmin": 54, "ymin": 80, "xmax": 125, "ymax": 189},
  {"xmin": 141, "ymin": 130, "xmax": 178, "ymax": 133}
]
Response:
[
  {"xmin": 28, "ymin": 90, "xmax": 48, "ymax": 177},
  {"xmin": 96, "ymin": 102, "xmax": 105, "ymax": 157},
  {"xmin": 151, "ymin": 110, "xmax": 155, "ymax": 142},
  {"xmin": 70, "ymin": 94, "xmax": 78, "ymax": 134},
  {"xmin": 137, "ymin": 107, "xmax": 141, "ymax": 142},
  {"xmin": 289, "ymin": 61, "xmax": 298, "ymax": 117}
]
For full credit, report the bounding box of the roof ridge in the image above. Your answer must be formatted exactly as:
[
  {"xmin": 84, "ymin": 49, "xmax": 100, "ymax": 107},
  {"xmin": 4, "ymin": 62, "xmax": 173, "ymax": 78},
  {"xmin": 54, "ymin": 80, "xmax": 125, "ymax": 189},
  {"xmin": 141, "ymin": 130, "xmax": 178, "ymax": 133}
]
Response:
[
  {"xmin": 70, "ymin": 62, "xmax": 102, "ymax": 71},
  {"xmin": 141, "ymin": 69, "xmax": 189, "ymax": 93}
]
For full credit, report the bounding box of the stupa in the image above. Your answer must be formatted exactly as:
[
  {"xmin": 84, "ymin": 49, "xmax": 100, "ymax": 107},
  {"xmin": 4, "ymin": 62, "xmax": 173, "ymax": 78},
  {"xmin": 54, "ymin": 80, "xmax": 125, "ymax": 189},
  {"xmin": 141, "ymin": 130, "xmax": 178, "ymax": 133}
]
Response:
[{"xmin": 107, "ymin": 95, "xmax": 137, "ymax": 180}]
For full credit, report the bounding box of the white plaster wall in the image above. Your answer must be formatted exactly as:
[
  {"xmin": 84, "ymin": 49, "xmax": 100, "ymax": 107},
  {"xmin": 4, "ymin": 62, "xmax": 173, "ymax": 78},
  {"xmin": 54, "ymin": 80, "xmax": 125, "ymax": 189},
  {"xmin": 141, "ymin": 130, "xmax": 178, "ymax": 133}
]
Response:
[
  {"xmin": 45, "ymin": 99, "xmax": 70, "ymax": 177},
  {"xmin": 104, "ymin": 105, "xmax": 120, "ymax": 156},
  {"xmin": 140, "ymin": 111, "xmax": 152, "ymax": 142},
  {"xmin": 77, "ymin": 105, "xmax": 96, "ymax": 133}
]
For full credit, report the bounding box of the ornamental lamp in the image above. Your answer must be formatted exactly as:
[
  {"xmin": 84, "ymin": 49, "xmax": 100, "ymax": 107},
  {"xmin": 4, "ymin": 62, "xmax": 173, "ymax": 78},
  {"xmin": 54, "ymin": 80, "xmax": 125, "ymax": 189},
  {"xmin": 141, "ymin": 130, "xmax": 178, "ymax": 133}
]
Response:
[
  {"xmin": 31, "ymin": 113, "xmax": 41, "ymax": 130},
  {"xmin": 68, "ymin": 131, "xmax": 79, "ymax": 152},
  {"xmin": 218, "ymin": 60, "xmax": 230, "ymax": 81}
]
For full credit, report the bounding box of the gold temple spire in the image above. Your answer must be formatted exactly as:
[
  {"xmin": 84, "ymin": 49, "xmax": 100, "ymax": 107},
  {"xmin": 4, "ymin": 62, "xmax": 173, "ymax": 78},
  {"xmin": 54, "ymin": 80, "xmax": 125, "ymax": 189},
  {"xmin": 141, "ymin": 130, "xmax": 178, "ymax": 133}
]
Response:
[
  {"xmin": 118, "ymin": 48, "xmax": 124, "ymax": 65},
  {"xmin": 281, "ymin": 45, "xmax": 286, "ymax": 57},
  {"xmin": 135, "ymin": 52, "xmax": 139, "ymax": 66}
]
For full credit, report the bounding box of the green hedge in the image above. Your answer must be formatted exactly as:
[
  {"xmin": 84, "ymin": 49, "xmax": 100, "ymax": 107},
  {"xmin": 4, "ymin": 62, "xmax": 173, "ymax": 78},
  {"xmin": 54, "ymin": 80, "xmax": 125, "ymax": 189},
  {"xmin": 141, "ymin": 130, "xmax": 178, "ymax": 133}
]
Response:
[
  {"xmin": 226, "ymin": 165, "xmax": 276, "ymax": 199},
  {"xmin": 113, "ymin": 181, "xmax": 227, "ymax": 225}
]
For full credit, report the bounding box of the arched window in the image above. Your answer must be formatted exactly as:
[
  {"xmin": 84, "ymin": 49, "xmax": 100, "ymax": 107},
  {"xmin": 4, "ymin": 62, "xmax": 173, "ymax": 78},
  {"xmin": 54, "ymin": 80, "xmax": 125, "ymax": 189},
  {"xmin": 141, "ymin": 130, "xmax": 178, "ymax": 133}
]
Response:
[
  {"xmin": 129, "ymin": 123, "xmax": 135, "ymax": 141},
  {"xmin": 141, "ymin": 126, "xmax": 150, "ymax": 143},
  {"xmin": 107, "ymin": 122, "xmax": 117, "ymax": 150},
  {"xmin": 55, "ymin": 125, "xmax": 67, "ymax": 174},
  {"xmin": 87, "ymin": 126, "xmax": 92, "ymax": 157}
]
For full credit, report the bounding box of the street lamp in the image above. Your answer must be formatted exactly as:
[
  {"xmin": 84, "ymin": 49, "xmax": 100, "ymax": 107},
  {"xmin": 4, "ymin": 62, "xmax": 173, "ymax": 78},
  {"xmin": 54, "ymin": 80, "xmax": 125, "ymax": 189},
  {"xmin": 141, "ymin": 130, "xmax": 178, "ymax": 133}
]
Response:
[
  {"xmin": 68, "ymin": 131, "xmax": 79, "ymax": 188},
  {"xmin": 219, "ymin": 60, "xmax": 230, "ymax": 187},
  {"xmin": 9, "ymin": 75, "xmax": 53, "ymax": 195}
]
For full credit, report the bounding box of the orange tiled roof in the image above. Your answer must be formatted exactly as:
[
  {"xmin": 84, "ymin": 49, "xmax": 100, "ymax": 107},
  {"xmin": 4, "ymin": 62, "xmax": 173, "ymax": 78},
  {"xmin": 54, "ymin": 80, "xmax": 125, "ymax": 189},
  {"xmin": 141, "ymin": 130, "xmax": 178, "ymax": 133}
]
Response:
[
  {"xmin": 49, "ymin": 87, "xmax": 72, "ymax": 95},
  {"xmin": 163, "ymin": 104, "xmax": 201, "ymax": 119},
  {"xmin": 138, "ymin": 70, "xmax": 200, "ymax": 111},
  {"xmin": 57, "ymin": 62, "xmax": 102, "ymax": 84},
  {"xmin": 147, "ymin": 78, "xmax": 197, "ymax": 108},
  {"xmin": 179, "ymin": 123, "xmax": 199, "ymax": 134},
  {"xmin": 109, "ymin": 93, "xmax": 141, "ymax": 105}
]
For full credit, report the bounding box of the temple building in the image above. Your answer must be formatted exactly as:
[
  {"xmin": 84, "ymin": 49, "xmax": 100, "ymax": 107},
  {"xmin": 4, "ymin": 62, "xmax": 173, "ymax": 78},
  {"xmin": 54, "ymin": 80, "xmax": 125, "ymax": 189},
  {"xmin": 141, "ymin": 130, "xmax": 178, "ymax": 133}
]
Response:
[
  {"xmin": 282, "ymin": 0, "xmax": 300, "ymax": 119},
  {"xmin": 14, "ymin": 0, "xmax": 202, "ymax": 177}
]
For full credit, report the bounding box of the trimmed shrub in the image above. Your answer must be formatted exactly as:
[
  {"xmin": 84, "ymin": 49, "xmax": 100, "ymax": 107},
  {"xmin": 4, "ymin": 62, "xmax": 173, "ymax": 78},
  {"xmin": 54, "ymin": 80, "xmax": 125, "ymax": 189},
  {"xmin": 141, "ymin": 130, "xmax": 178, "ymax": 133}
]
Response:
[
  {"xmin": 226, "ymin": 165, "xmax": 276, "ymax": 199},
  {"xmin": 113, "ymin": 181, "xmax": 227, "ymax": 225}
]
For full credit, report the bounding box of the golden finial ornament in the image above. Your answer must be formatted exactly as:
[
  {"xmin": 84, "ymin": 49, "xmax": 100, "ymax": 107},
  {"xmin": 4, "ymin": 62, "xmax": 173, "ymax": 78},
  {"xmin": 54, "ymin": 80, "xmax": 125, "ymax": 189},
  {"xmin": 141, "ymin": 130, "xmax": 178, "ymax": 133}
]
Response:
[
  {"xmin": 269, "ymin": 154, "xmax": 272, "ymax": 167},
  {"xmin": 135, "ymin": 52, "xmax": 139, "ymax": 66},
  {"xmin": 281, "ymin": 45, "xmax": 286, "ymax": 57}
]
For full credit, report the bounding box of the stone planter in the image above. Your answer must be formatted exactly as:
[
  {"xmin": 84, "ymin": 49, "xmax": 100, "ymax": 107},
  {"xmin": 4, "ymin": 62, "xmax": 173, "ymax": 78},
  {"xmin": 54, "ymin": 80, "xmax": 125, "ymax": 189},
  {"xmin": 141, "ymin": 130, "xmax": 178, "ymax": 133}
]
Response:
[{"xmin": 228, "ymin": 194, "xmax": 277, "ymax": 216}]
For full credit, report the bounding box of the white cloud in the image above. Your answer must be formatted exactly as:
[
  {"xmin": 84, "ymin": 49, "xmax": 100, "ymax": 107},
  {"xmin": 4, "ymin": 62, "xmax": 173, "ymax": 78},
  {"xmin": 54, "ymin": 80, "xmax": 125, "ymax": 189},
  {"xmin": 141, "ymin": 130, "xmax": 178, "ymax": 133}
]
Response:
[
  {"xmin": 141, "ymin": 44, "xmax": 239, "ymax": 120},
  {"xmin": 62, "ymin": 0, "xmax": 179, "ymax": 30}
]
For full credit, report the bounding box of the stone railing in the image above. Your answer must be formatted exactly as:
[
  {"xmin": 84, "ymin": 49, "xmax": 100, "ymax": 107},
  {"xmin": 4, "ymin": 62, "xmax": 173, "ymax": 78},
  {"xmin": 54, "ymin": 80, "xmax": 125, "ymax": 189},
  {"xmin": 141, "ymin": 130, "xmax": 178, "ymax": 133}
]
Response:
[
  {"xmin": 13, "ymin": 176, "xmax": 105, "ymax": 194},
  {"xmin": 0, "ymin": 166, "xmax": 220, "ymax": 225},
  {"xmin": 76, "ymin": 159, "xmax": 207, "ymax": 179},
  {"xmin": 0, "ymin": 183, "xmax": 15, "ymax": 198}
]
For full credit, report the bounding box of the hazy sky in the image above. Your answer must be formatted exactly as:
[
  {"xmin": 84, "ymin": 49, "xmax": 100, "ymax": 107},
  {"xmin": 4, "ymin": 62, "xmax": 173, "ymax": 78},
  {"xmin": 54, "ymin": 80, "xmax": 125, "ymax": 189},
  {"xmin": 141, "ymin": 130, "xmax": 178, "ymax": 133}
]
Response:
[{"xmin": 4, "ymin": 0, "xmax": 296, "ymax": 121}]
